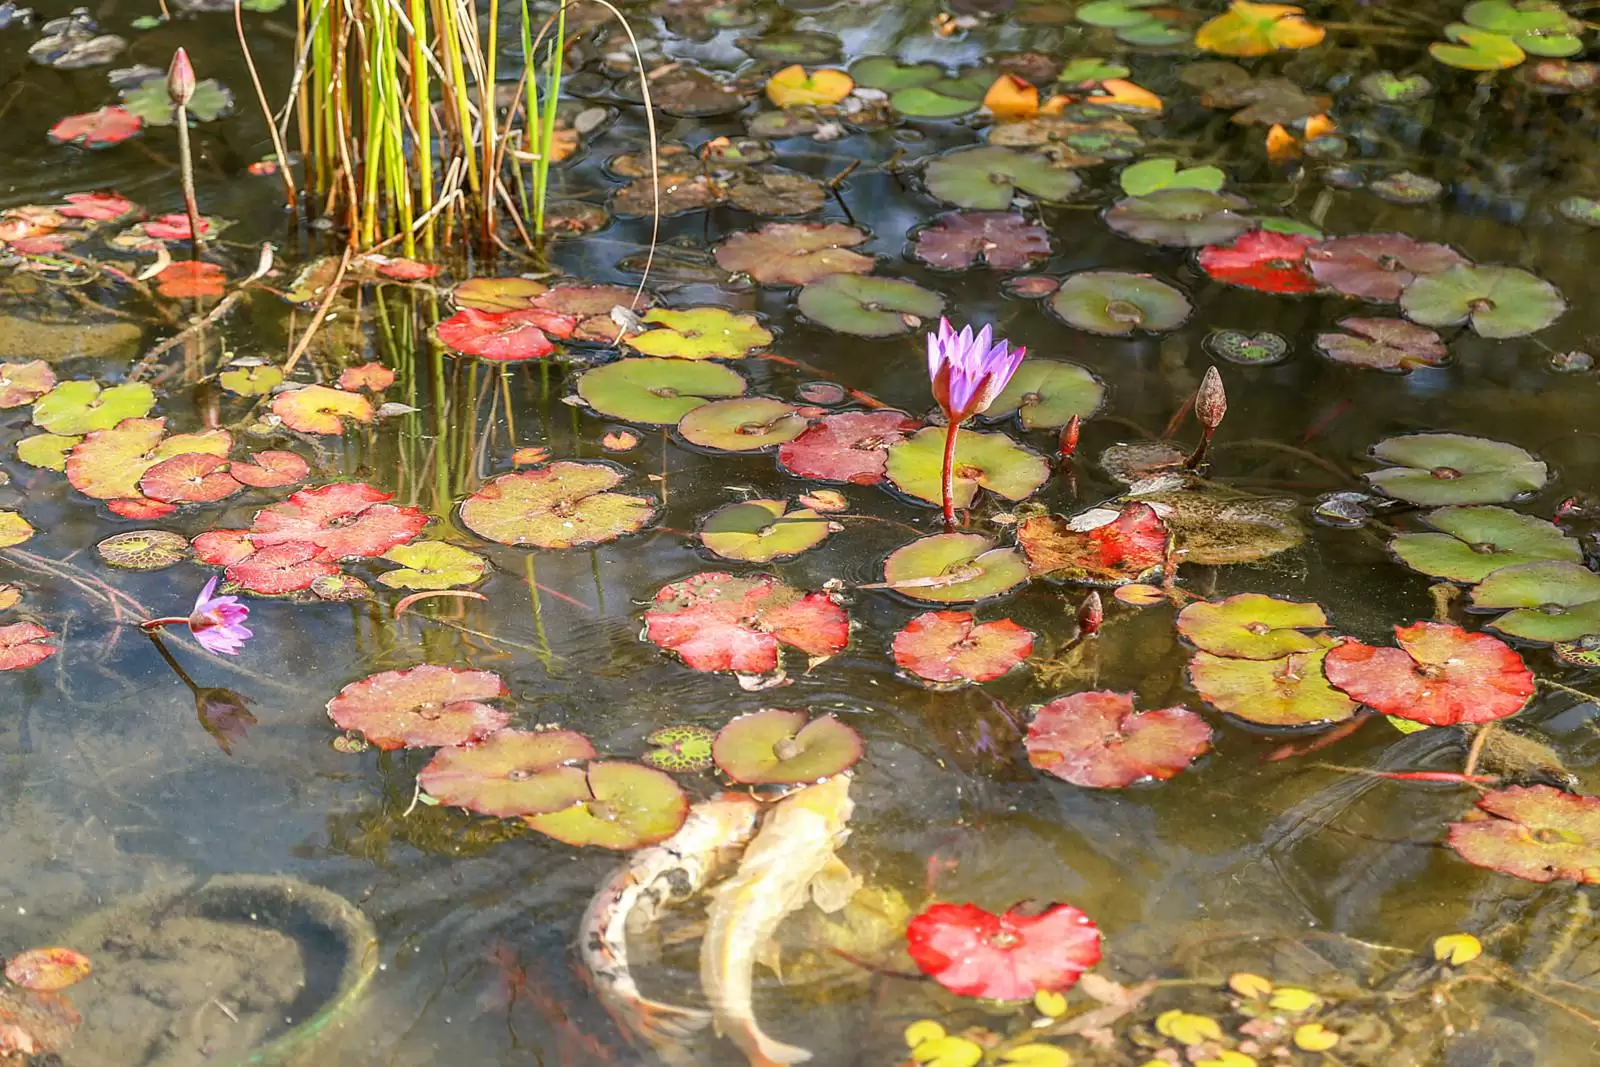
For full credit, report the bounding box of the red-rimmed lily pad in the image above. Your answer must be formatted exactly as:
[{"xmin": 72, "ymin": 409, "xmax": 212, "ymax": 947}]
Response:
[
  {"xmin": 522, "ymin": 761, "xmax": 690, "ymax": 851},
  {"xmin": 885, "ymin": 427, "xmax": 1049, "ymax": 510},
  {"xmin": 677, "ymin": 397, "xmax": 808, "ymax": 452},
  {"xmin": 224, "ymin": 542, "xmax": 340, "ymax": 594},
  {"xmin": 378, "ymin": 541, "xmax": 488, "ymax": 590},
  {"xmin": 699, "ymin": 498, "xmax": 834, "ymax": 562},
  {"xmin": 229, "ymin": 450, "xmax": 310, "ymax": 489},
  {"xmin": 32, "ymin": 380, "xmax": 154, "ymax": 435},
  {"xmin": 892, "ymin": 610, "xmax": 1035, "ymax": 685},
  {"xmin": 1016, "ymin": 503, "xmax": 1169, "ymax": 585},
  {"xmin": 923, "ymin": 146, "xmax": 1084, "ymax": 211},
  {"xmin": 531, "ymin": 283, "xmax": 653, "ymax": 343},
  {"xmin": 624, "ymin": 307, "xmax": 771, "ymax": 360},
  {"xmin": 1188, "ymin": 646, "xmax": 1360, "ymax": 727},
  {"xmin": 880, "ymin": 533, "xmax": 1030, "ymax": 604},
  {"xmin": 1305, "ymin": 233, "xmax": 1467, "ymax": 302},
  {"xmin": 327, "ymin": 664, "xmax": 510, "ymax": 751},
  {"xmin": 271, "ymin": 385, "xmax": 375, "ymax": 435},
  {"xmin": 1364, "ymin": 433, "xmax": 1547, "ymax": 506},
  {"xmin": 0, "ymin": 622, "xmax": 57, "ymax": 671},
  {"xmin": 712, "ymin": 708, "xmax": 863, "ymax": 784},
  {"xmin": 0, "ymin": 361, "xmax": 55, "ymax": 409},
  {"xmin": 191, "ymin": 529, "xmax": 256, "ymax": 567},
  {"xmin": 138, "ymin": 453, "xmax": 243, "ymax": 504},
  {"xmin": 796, "ymin": 274, "xmax": 946, "ymax": 338},
  {"xmin": 1176, "ymin": 594, "xmax": 1329, "ymax": 659},
  {"xmin": 643, "ymin": 571, "xmax": 849, "ymax": 674},
  {"xmin": 1105, "ymin": 190, "xmax": 1253, "ymax": 247},
  {"xmin": 434, "ymin": 307, "xmax": 576, "ymax": 361},
  {"xmin": 1447, "ymin": 786, "xmax": 1600, "ymax": 884},
  {"xmin": 713, "ymin": 221, "xmax": 875, "ymax": 287},
  {"xmin": 1316, "ymin": 317, "xmax": 1448, "ymax": 373},
  {"xmin": 4, "ymin": 948, "xmax": 92, "ymax": 992},
  {"xmin": 66, "ymin": 420, "xmax": 230, "ymax": 501},
  {"xmin": 1047, "ymin": 271, "xmax": 1192, "ymax": 336},
  {"xmin": 1470, "ymin": 561, "xmax": 1600, "ymax": 642},
  {"xmin": 338, "ymin": 362, "xmax": 396, "ymax": 392},
  {"xmin": 1025, "ymin": 691, "xmax": 1211, "ymax": 788},
  {"xmin": 459, "ymin": 462, "xmax": 655, "ymax": 549},
  {"xmin": 1197, "ymin": 230, "xmax": 1318, "ymax": 294},
  {"xmin": 906, "ymin": 901, "xmax": 1101, "ymax": 1001},
  {"xmin": 777, "ymin": 409, "xmax": 921, "ymax": 484},
  {"xmin": 575, "ymin": 357, "xmax": 747, "ymax": 424},
  {"xmin": 1323, "ymin": 621, "xmax": 1534, "ymax": 726},
  {"xmin": 911, "ymin": 212, "xmax": 1052, "ymax": 272},
  {"xmin": 48, "ymin": 106, "xmax": 141, "ymax": 148},
  {"xmin": 1400, "ymin": 263, "xmax": 1566, "ymax": 339},
  {"xmin": 418, "ymin": 729, "xmax": 597, "ymax": 816},
  {"xmin": 1391, "ymin": 505, "xmax": 1581, "ymax": 583},
  {"xmin": 250, "ymin": 481, "xmax": 427, "ymax": 560}
]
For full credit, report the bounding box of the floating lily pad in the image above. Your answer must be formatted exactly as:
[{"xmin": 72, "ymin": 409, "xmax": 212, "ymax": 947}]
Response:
[
  {"xmin": 724, "ymin": 170, "xmax": 829, "ymax": 216},
  {"xmin": 1358, "ymin": 70, "xmax": 1433, "ymax": 103},
  {"xmin": 678, "ymin": 397, "xmax": 808, "ymax": 452},
  {"xmin": 0, "ymin": 622, "xmax": 57, "ymax": 672},
  {"xmin": 1017, "ymin": 504, "xmax": 1168, "ymax": 585},
  {"xmin": 714, "ymin": 222, "xmax": 875, "ymax": 287},
  {"xmin": 433, "ymin": 307, "xmax": 574, "ymax": 361},
  {"xmin": 1176, "ymin": 594, "xmax": 1329, "ymax": 659},
  {"xmin": 911, "ymin": 212, "xmax": 1051, "ymax": 272},
  {"xmin": 1026, "ymin": 691, "xmax": 1211, "ymax": 788},
  {"xmin": 1370, "ymin": 171, "xmax": 1444, "ymax": 204},
  {"xmin": 1316, "ymin": 318, "xmax": 1448, "ymax": 373},
  {"xmin": 120, "ymin": 73, "xmax": 233, "ymax": 124},
  {"xmin": 326, "ymin": 664, "xmax": 510, "ymax": 751},
  {"xmin": 642, "ymin": 725, "xmax": 716, "ymax": 772},
  {"xmin": 923, "ymin": 146, "xmax": 1084, "ymax": 211},
  {"xmin": 643, "ymin": 571, "xmax": 849, "ymax": 674},
  {"xmin": 1133, "ymin": 482, "xmax": 1305, "ymax": 566},
  {"xmin": 984, "ymin": 361, "xmax": 1105, "ymax": 430},
  {"xmin": 379, "ymin": 540, "xmax": 488, "ymax": 590},
  {"xmin": 1391, "ymin": 506, "xmax": 1581, "ymax": 583},
  {"xmin": 712, "ymin": 708, "xmax": 863, "ymax": 784},
  {"xmin": 0, "ymin": 361, "xmax": 55, "ymax": 408},
  {"xmin": 886, "ymin": 427, "xmax": 1050, "ymax": 509},
  {"xmin": 0, "ymin": 511, "xmax": 32, "ymax": 549},
  {"xmin": 139, "ymin": 452, "xmax": 243, "ymax": 504},
  {"xmin": 225, "ymin": 542, "xmax": 339, "ymax": 594},
  {"xmin": 66, "ymin": 419, "xmax": 229, "ymax": 501},
  {"xmin": 459, "ymin": 462, "xmax": 655, "ymax": 549},
  {"xmin": 738, "ymin": 30, "xmax": 842, "ymax": 64},
  {"xmin": 1197, "ymin": 230, "xmax": 1318, "ymax": 294},
  {"xmin": 1206, "ymin": 330, "xmax": 1290, "ymax": 365},
  {"xmin": 796, "ymin": 275, "xmax": 945, "ymax": 338},
  {"xmin": 1105, "ymin": 190, "xmax": 1253, "ymax": 247},
  {"xmin": 96, "ymin": 529, "xmax": 190, "ymax": 570},
  {"xmin": 1188, "ymin": 646, "xmax": 1360, "ymax": 727},
  {"xmin": 1431, "ymin": 24, "xmax": 1526, "ymax": 69},
  {"xmin": 1047, "ymin": 271, "xmax": 1191, "ymax": 335},
  {"xmin": 890, "ymin": 71, "xmax": 991, "ymax": 119},
  {"xmin": 892, "ymin": 610, "xmax": 1035, "ymax": 685},
  {"xmin": 777, "ymin": 409, "xmax": 921, "ymax": 484},
  {"xmin": 271, "ymin": 384, "xmax": 375, "ymax": 435},
  {"xmin": 1324, "ymin": 622, "xmax": 1534, "ymax": 726},
  {"xmin": 1195, "ymin": 0, "xmax": 1324, "ymax": 56},
  {"xmin": 218, "ymin": 365, "xmax": 283, "ymax": 396},
  {"xmin": 1364, "ymin": 433, "xmax": 1547, "ymax": 506},
  {"xmin": 848, "ymin": 56, "xmax": 944, "ymax": 91},
  {"xmin": 1400, "ymin": 263, "xmax": 1565, "ymax": 339},
  {"xmin": 625, "ymin": 307, "xmax": 771, "ymax": 360},
  {"xmin": 531, "ymin": 283, "xmax": 652, "ymax": 343},
  {"xmin": 418, "ymin": 729, "xmax": 597, "ymax": 816},
  {"xmin": 1471, "ymin": 561, "xmax": 1600, "ymax": 642},
  {"xmin": 250, "ymin": 482, "xmax": 427, "ymax": 560},
  {"xmin": 1557, "ymin": 196, "xmax": 1600, "ymax": 227},
  {"xmin": 575, "ymin": 357, "xmax": 747, "ymax": 424},
  {"xmin": 453, "ymin": 276, "xmax": 546, "ymax": 311},
  {"xmin": 47, "ymin": 106, "xmax": 141, "ymax": 149},
  {"xmin": 1462, "ymin": 0, "xmax": 1583, "ymax": 55},
  {"xmin": 523, "ymin": 762, "xmax": 690, "ymax": 850},
  {"xmin": 1306, "ymin": 233, "xmax": 1467, "ymax": 302},
  {"xmin": 32, "ymin": 380, "xmax": 154, "ymax": 435},
  {"xmin": 1118, "ymin": 158, "xmax": 1225, "ymax": 196},
  {"xmin": 700, "ymin": 499, "xmax": 833, "ymax": 562},
  {"xmin": 229, "ymin": 450, "xmax": 310, "ymax": 490},
  {"xmin": 880, "ymin": 533, "xmax": 1030, "ymax": 604},
  {"xmin": 1448, "ymin": 786, "xmax": 1600, "ymax": 884}
]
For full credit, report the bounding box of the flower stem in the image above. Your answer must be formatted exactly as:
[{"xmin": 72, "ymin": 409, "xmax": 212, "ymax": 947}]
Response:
[
  {"xmin": 174, "ymin": 103, "xmax": 203, "ymax": 257},
  {"xmin": 940, "ymin": 421, "xmax": 961, "ymax": 532},
  {"xmin": 139, "ymin": 617, "xmax": 190, "ymax": 632}
]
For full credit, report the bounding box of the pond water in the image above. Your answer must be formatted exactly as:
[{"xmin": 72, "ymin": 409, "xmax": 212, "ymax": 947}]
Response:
[{"xmin": 4, "ymin": 0, "xmax": 1600, "ymax": 1064}]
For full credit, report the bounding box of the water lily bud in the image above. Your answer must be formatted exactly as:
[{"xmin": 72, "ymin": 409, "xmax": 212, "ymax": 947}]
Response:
[
  {"xmin": 168, "ymin": 48, "xmax": 196, "ymax": 108},
  {"xmin": 1058, "ymin": 414, "xmax": 1081, "ymax": 461},
  {"xmin": 1077, "ymin": 591, "xmax": 1103, "ymax": 637},
  {"xmin": 1195, "ymin": 366, "xmax": 1227, "ymax": 431}
]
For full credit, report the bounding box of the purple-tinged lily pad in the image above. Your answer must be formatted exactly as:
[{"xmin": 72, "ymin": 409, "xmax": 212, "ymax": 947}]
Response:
[
  {"xmin": 1448, "ymin": 786, "xmax": 1600, "ymax": 884},
  {"xmin": 923, "ymin": 146, "xmax": 1084, "ymax": 211},
  {"xmin": 677, "ymin": 397, "xmax": 808, "ymax": 452},
  {"xmin": 796, "ymin": 275, "xmax": 945, "ymax": 337},
  {"xmin": 1305, "ymin": 233, "xmax": 1467, "ymax": 302},
  {"xmin": 1391, "ymin": 505, "xmax": 1581, "ymax": 583},
  {"xmin": 327, "ymin": 664, "xmax": 510, "ymax": 751},
  {"xmin": 1026, "ymin": 691, "xmax": 1211, "ymax": 788},
  {"xmin": 712, "ymin": 708, "xmax": 863, "ymax": 784},
  {"xmin": 1105, "ymin": 189, "xmax": 1252, "ymax": 247},
  {"xmin": 1048, "ymin": 270, "xmax": 1191, "ymax": 335},
  {"xmin": 523, "ymin": 761, "xmax": 690, "ymax": 850},
  {"xmin": 777, "ymin": 409, "xmax": 920, "ymax": 484},
  {"xmin": 714, "ymin": 222, "xmax": 875, "ymax": 287},
  {"xmin": 575, "ymin": 357, "xmax": 747, "ymax": 424},
  {"xmin": 1176, "ymin": 594, "xmax": 1329, "ymax": 659},
  {"xmin": 1364, "ymin": 433, "xmax": 1547, "ymax": 506},
  {"xmin": 912, "ymin": 212, "xmax": 1052, "ymax": 272},
  {"xmin": 418, "ymin": 729, "xmax": 598, "ymax": 817},
  {"xmin": 460, "ymin": 462, "xmax": 656, "ymax": 549},
  {"xmin": 1316, "ymin": 317, "xmax": 1448, "ymax": 373},
  {"xmin": 1401, "ymin": 263, "xmax": 1566, "ymax": 339},
  {"xmin": 880, "ymin": 533, "xmax": 1030, "ymax": 604}
]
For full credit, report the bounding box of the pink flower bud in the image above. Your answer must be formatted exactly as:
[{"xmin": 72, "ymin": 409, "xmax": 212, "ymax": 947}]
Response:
[
  {"xmin": 1077, "ymin": 591, "xmax": 1103, "ymax": 638},
  {"xmin": 1058, "ymin": 414, "xmax": 1081, "ymax": 461},
  {"xmin": 1195, "ymin": 366, "xmax": 1227, "ymax": 431},
  {"xmin": 168, "ymin": 48, "xmax": 196, "ymax": 108}
]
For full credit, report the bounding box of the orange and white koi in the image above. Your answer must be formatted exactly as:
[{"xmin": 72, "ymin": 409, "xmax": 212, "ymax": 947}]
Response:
[
  {"xmin": 579, "ymin": 792, "xmax": 762, "ymax": 1065},
  {"xmin": 701, "ymin": 773, "xmax": 855, "ymax": 1067}
]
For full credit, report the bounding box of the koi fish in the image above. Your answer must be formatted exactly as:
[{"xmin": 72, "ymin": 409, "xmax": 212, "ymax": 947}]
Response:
[
  {"xmin": 580, "ymin": 792, "xmax": 762, "ymax": 1065},
  {"xmin": 701, "ymin": 773, "xmax": 855, "ymax": 1067}
]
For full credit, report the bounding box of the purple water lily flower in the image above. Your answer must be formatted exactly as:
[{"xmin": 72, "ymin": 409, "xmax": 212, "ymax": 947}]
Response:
[
  {"xmin": 927, "ymin": 317, "xmax": 1027, "ymax": 424},
  {"xmin": 140, "ymin": 577, "xmax": 253, "ymax": 655}
]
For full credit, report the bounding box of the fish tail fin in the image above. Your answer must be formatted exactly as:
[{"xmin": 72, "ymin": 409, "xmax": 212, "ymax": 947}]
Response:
[
  {"xmin": 623, "ymin": 996, "xmax": 713, "ymax": 1047},
  {"xmin": 741, "ymin": 1031, "xmax": 814, "ymax": 1067}
]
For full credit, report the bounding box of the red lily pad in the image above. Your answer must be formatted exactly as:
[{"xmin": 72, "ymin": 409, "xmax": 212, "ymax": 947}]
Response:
[
  {"xmin": 1025, "ymin": 691, "xmax": 1211, "ymax": 788},
  {"xmin": 906, "ymin": 901, "xmax": 1101, "ymax": 1001},
  {"xmin": 1017, "ymin": 503, "xmax": 1169, "ymax": 585},
  {"xmin": 250, "ymin": 482, "xmax": 428, "ymax": 560},
  {"xmin": 48, "ymin": 106, "xmax": 142, "ymax": 149},
  {"xmin": 108, "ymin": 497, "xmax": 175, "ymax": 519},
  {"xmin": 1189, "ymin": 646, "xmax": 1359, "ymax": 727},
  {"xmin": 58, "ymin": 191, "xmax": 138, "ymax": 220},
  {"xmin": 327, "ymin": 664, "xmax": 511, "ymax": 751},
  {"xmin": 643, "ymin": 571, "xmax": 849, "ymax": 675},
  {"xmin": 0, "ymin": 361, "xmax": 56, "ymax": 409},
  {"xmin": 1197, "ymin": 230, "xmax": 1318, "ymax": 293},
  {"xmin": 141, "ymin": 214, "xmax": 213, "ymax": 242},
  {"xmin": 911, "ymin": 211, "xmax": 1053, "ymax": 272},
  {"xmin": 5, "ymin": 948, "xmax": 91, "ymax": 992},
  {"xmin": 271, "ymin": 384, "xmax": 375, "ymax": 435},
  {"xmin": 459, "ymin": 462, "xmax": 655, "ymax": 549},
  {"xmin": 531, "ymin": 283, "xmax": 652, "ymax": 343},
  {"xmin": 777, "ymin": 409, "xmax": 921, "ymax": 485},
  {"xmin": 1305, "ymin": 233, "xmax": 1467, "ymax": 302},
  {"xmin": 138, "ymin": 452, "xmax": 243, "ymax": 504},
  {"xmin": 228, "ymin": 450, "xmax": 310, "ymax": 489},
  {"xmin": 712, "ymin": 708, "xmax": 863, "ymax": 784},
  {"xmin": 1323, "ymin": 621, "xmax": 1534, "ymax": 726},
  {"xmin": 1315, "ymin": 317, "xmax": 1449, "ymax": 373},
  {"xmin": 0, "ymin": 622, "xmax": 57, "ymax": 671},
  {"xmin": 338, "ymin": 362, "xmax": 396, "ymax": 392},
  {"xmin": 224, "ymin": 541, "xmax": 339, "ymax": 594},
  {"xmin": 154, "ymin": 260, "xmax": 225, "ymax": 300},
  {"xmin": 66, "ymin": 419, "xmax": 230, "ymax": 501},
  {"xmin": 523, "ymin": 761, "xmax": 690, "ymax": 851},
  {"xmin": 191, "ymin": 529, "xmax": 257, "ymax": 567},
  {"xmin": 418, "ymin": 729, "xmax": 598, "ymax": 816},
  {"xmin": 1448, "ymin": 786, "xmax": 1600, "ymax": 884},
  {"xmin": 1176, "ymin": 594, "xmax": 1329, "ymax": 659},
  {"xmin": 892, "ymin": 611, "xmax": 1035, "ymax": 685},
  {"xmin": 434, "ymin": 307, "xmax": 576, "ymax": 361}
]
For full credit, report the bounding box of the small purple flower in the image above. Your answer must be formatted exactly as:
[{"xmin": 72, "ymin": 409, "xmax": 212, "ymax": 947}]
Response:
[
  {"xmin": 187, "ymin": 577, "xmax": 252, "ymax": 655},
  {"xmin": 926, "ymin": 317, "xmax": 1027, "ymax": 424}
]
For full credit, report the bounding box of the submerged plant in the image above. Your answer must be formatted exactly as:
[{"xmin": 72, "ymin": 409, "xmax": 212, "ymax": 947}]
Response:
[
  {"xmin": 139, "ymin": 576, "xmax": 252, "ymax": 655},
  {"xmin": 925, "ymin": 319, "xmax": 1026, "ymax": 530}
]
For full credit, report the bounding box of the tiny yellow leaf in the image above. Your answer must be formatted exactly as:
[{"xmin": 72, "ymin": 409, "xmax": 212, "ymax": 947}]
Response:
[
  {"xmin": 765, "ymin": 64, "xmax": 854, "ymax": 108},
  {"xmin": 1000, "ymin": 1044, "xmax": 1072, "ymax": 1067},
  {"xmin": 1227, "ymin": 972, "xmax": 1273, "ymax": 999},
  {"xmin": 1195, "ymin": 1, "xmax": 1325, "ymax": 57},
  {"xmin": 1433, "ymin": 933, "xmax": 1483, "ymax": 965},
  {"xmin": 1033, "ymin": 989, "xmax": 1068, "ymax": 1018},
  {"xmin": 1098, "ymin": 78, "xmax": 1163, "ymax": 113},
  {"xmin": 0, "ymin": 510, "xmax": 34, "ymax": 549},
  {"xmin": 1265, "ymin": 123, "xmax": 1299, "ymax": 164},
  {"xmin": 1267, "ymin": 986, "xmax": 1322, "ymax": 1013},
  {"xmin": 913, "ymin": 1036, "xmax": 984, "ymax": 1067},
  {"xmin": 983, "ymin": 74, "xmax": 1040, "ymax": 120},
  {"xmin": 1197, "ymin": 1052, "xmax": 1257, "ymax": 1067},
  {"xmin": 905, "ymin": 1020, "xmax": 947, "ymax": 1049},
  {"xmin": 1293, "ymin": 1023, "xmax": 1339, "ymax": 1052},
  {"xmin": 1155, "ymin": 1009, "xmax": 1224, "ymax": 1045},
  {"xmin": 1388, "ymin": 714, "xmax": 1429, "ymax": 734}
]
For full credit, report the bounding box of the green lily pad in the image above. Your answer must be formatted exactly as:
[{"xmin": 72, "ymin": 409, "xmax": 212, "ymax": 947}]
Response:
[
  {"xmin": 624, "ymin": 307, "xmax": 772, "ymax": 360},
  {"xmin": 379, "ymin": 540, "xmax": 489, "ymax": 590},
  {"xmin": 523, "ymin": 761, "xmax": 690, "ymax": 851},
  {"xmin": 1118, "ymin": 158, "xmax": 1225, "ymax": 196},
  {"xmin": 32, "ymin": 380, "xmax": 155, "ymax": 435},
  {"xmin": 984, "ymin": 361, "xmax": 1105, "ymax": 430},
  {"xmin": 712, "ymin": 708, "xmax": 863, "ymax": 785},
  {"xmin": 575, "ymin": 357, "xmax": 747, "ymax": 424},
  {"xmin": 737, "ymin": 30, "xmax": 842, "ymax": 64},
  {"xmin": 880, "ymin": 533, "xmax": 1030, "ymax": 604},
  {"xmin": 1364, "ymin": 433, "xmax": 1548, "ymax": 506},
  {"xmin": 1358, "ymin": 70, "xmax": 1434, "ymax": 102},
  {"xmin": 848, "ymin": 56, "xmax": 944, "ymax": 91},
  {"xmin": 642, "ymin": 725, "xmax": 716, "ymax": 772},
  {"xmin": 1431, "ymin": 25, "xmax": 1526, "ymax": 70},
  {"xmin": 1176, "ymin": 594, "xmax": 1329, "ymax": 659},
  {"xmin": 120, "ymin": 74, "xmax": 234, "ymax": 125},
  {"xmin": 96, "ymin": 529, "xmax": 190, "ymax": 570},
  {"xmin": 459, "ymin": 461, "xmax": 656, "ymax": 549},
  {"xmin": 700, "ymin": 499, "xmax": 834, "ymax": 561},
  {"xmin": 1462, "ymin": 0, "xmax": 1583, "ymax": 55},
  {"xmin": 1105, "ymin": 190, "xmax": 1254, "ymax": 247},
  {"xmin": 1189, "ymin": 646, "xmax": 1360, "ymax": 727},
  {"xmin": 891, "ymin": 79, "xmax": 988, "ymax": 119},
  {"xmin": 796, "ymin": 275, "xmax": 945, "ymax": 338},
  {"xmin": 1058, "ymin": 57, "xmax": 1132, "ymax": 83},
  {"xmin": 1400, "ymin": 263, "xmax": 1565, "ymax": 339},
  {"xmin": 1048, "ymin": 270, "xmax": 1192, "ymax": 335},
  {"xmin": 1471, "ymin": 561, "xmax": 1600, "ymax": 642},
  {"xmin": 1207, "ymin": 329, "xmax": 1290, "ymax": 365},
  {"xmin": 16, "ymin": 433, "xmax": 78, "ymax": 471},
  {"xmin": 885, "ymin": 427, "xmax": 1050, "ymax": 509},
  {"xmin": 1391, "ymin": 506, "xmax": 1582, "ymax": 583},
  {"xmin": 677, "ymin": 397, "xmax": 808, "ymax": 452},
  {"xmin": 1077, "ymin": 0, "xmax": 1162, "ymax": 28},
  {"xmin": 418, "ymin": 729, "xmax": 597, "ymax": 817},
  {"xmin": 923, "ymin": 146, "xmax": 1084, "ymax": 211}
]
